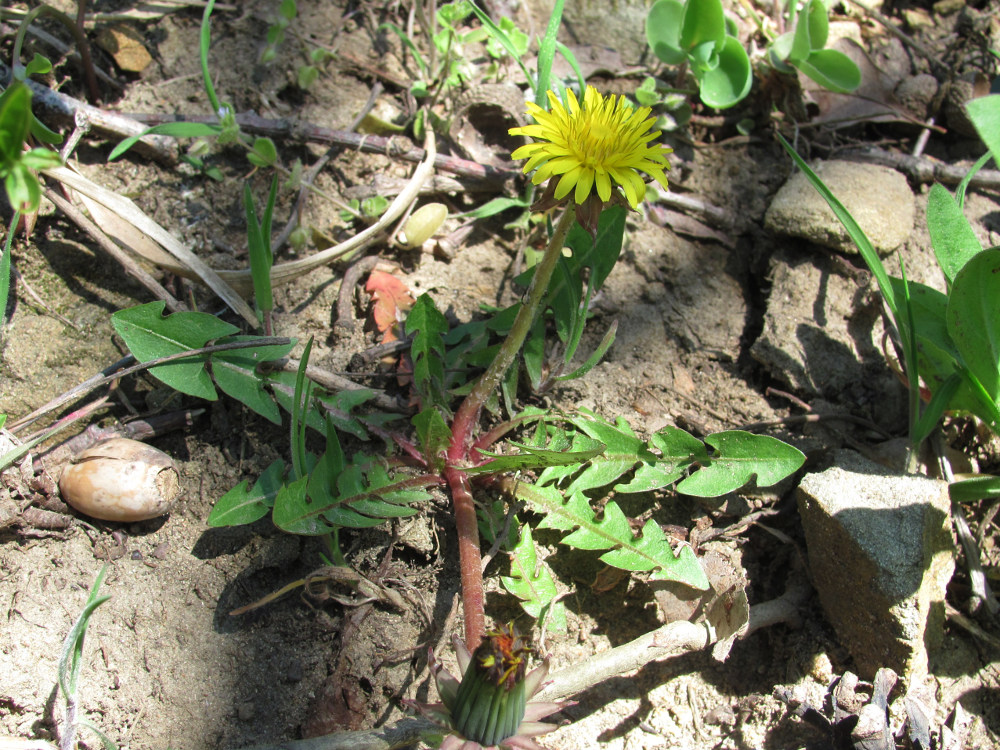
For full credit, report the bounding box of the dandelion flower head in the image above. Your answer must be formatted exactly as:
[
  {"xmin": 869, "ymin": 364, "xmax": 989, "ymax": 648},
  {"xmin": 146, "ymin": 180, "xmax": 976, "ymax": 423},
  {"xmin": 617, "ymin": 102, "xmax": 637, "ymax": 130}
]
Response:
[{"xmin": 509, "ymin": 86, "xmax": 672, "ymax": 209}]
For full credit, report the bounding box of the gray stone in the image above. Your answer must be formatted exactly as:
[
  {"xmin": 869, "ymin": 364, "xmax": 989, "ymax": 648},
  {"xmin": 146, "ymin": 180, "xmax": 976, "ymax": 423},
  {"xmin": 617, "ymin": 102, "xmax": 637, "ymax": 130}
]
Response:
[
  {"xmin": 797, "ymin": 450, "xmax": 955, "ymax": 682},
  {"xmin": 524, "ymin": 0, "xmax": 650, "ymax": 64},
  {"xmin": 750, "ymin": 248, "xmax": 907, "ymax": 429},
  {"xmin": 765, "ymin": 161, "xmax": 915, "ymax": 256}
]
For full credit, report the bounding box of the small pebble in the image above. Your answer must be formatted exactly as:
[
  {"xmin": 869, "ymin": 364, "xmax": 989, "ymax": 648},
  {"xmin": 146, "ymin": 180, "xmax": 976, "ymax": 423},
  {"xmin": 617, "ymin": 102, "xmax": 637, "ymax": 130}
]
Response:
[{"xmin": 237, "ymin": 701, "xmax": 255, "ymax": 722}]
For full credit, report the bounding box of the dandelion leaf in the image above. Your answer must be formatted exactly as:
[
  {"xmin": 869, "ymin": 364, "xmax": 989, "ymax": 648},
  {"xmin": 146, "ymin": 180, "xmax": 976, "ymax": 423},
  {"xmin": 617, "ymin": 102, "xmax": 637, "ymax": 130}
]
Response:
[{"xmin": 501, "ymin": 526, "xmax": 567, "ymax": 631}]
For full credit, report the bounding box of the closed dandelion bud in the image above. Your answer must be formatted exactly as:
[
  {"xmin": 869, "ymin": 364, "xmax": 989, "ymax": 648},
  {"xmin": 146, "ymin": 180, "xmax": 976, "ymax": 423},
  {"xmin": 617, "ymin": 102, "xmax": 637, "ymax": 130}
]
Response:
[
  {"xmin": 406, "ymin": 624, "xmax": 575, "ymax": 749},
  {"xmin": 400, "ymin": 202, "xmax": 447, "ymax": 248},
  {"xmin": 59, "ymin": 438, "xmax": 180, "ymax": 522},
  {"xmin": 450, "ymin": 624, "xmax": 532, "ymax": 746}
]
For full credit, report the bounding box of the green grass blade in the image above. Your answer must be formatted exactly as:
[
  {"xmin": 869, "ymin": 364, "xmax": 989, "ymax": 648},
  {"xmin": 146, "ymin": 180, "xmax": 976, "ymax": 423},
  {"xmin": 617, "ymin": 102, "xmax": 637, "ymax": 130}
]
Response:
[
  {"xmin": 535, "ymin": 0, "xmax": 566, "ymax": 105},
  {"xmin": 200, "ymin": 0, "xmax": 222, "ymax": 112},
  {"xmin": 554, "ymin": 41, "xmax": 585, "ymax": 94},
  {"xmin": 58, "ymin": 565, "xmax": 111, "ymax": 699},
  {"xmin": 1, "ymin": 210, "xmax": 17, "ymax": 327},
  {"xmin": 107, "ymin": 122, "xmax": 222, "ymax": 161},
  {"xmin": 290, "ymin": 337, "xmax": 314, "ymax": 479},
  {"xmin": 776, "ymin": 134, "xmax": 897, "ymax": 315}
]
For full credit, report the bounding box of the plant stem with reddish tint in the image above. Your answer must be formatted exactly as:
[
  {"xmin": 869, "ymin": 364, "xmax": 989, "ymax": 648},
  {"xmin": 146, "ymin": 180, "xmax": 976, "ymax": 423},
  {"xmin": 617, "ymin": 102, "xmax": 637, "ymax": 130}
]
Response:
[{"xmin": 446, "ymin": 207, "xmax": 576, "ymax": 650}]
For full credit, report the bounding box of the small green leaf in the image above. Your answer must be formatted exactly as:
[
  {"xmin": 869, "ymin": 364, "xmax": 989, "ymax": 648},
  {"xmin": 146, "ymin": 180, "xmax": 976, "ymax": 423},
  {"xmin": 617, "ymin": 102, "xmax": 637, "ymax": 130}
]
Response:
[
  {"xmin": 467, "ymin": 434, "xmax": 606, "ymax": 475},
  {"xmin": 0, "ymin": 84, "xmax": 32, "ymax": 163},
  {"xmin": 769, "ymin": 31, "xmax": 795, "ymax": 64},
  {"xmin": 676, "ymin": 431, "xmax": 805, "ymax": 496},
  {"xmin": 646, "ymin": 0, "xmax": 686, "ymax": 65},
  {"xmin": 20, "ymin": 148, "xmax": 62, "ymax": 170},
  {"xmin": 273, "ymin": 475, "xmax": 333, "ymax": 535},
  {"xmin": 279, "ymin": 0, "xmax": 297, "ymax": 21},
  {"xmin": 24, "ymin": 53, "xmax": 52, "ymax": 77},
  {"xmin": 790, "ymin": 0, "xmax": 817, "ymax": 60},
  {"xmin": 208, "ymin": 459, "xmax": 286, "ymax": 526},
  {"xmin": 108, "ymin": 122, "xmax": 224, "ymax": 161},
  {"xmin": 361, "ymin": 195, "xmax": 389, "ymax": 218},
  {"xmin": 617, "ymin": 426, "xmax": 709, "ymax": 492},
  {"xmin": 407, "ymin": 294, "xmax": 450, "ymax": 408},
  {"xmin": 795, "ymin": 49, "xmax": 861, "ymax": 93},
  {"xmin": 319, "ymin": 388, "xmax": 379, "ymax": 440},
  {"xmin": 680, "ymin": 0, "xmax": 726, "ymax": 53},
  {"xmin": 297, "ymin": 65, "xmax": 320, "ymax": 89},
  {"xmin": 460, "ymin": 196, "xmax": 529, "ymax": 219},
  {"xmin": 927, "ymin": 183, "xmax": 982, "ymax": 284},
  {"xmin": 248, "ymin": 137, "xmax": 278, "ymax": 167},
  {"xmin": 5, "ymin": 164, "xmax": 40, "ymax": 213},
  {"xmin": 519, "ymin": 485, "xmax": 709, "ymax": 589},
  {"xmin": 413, "ymin": 407, "xmax": 451, "ymax": 470},
  {"xmin": 698, "ymin": 35, "xmax": 752, "ymax": 109},
  {"xmin": 804, "ymin": 0, "xmax": 829, "ymax": 50}
]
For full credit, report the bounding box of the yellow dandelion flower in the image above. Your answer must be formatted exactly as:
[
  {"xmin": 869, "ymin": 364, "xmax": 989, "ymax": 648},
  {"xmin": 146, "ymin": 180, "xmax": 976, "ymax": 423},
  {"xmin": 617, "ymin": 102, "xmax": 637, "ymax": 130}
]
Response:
[{"xmin": 509, "ymin": 86, "xmax": 673, "ymax": 209}]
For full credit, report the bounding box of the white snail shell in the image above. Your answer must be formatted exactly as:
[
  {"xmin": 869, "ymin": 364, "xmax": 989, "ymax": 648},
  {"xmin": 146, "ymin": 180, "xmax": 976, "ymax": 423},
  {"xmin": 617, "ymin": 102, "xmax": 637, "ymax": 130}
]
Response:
[
  {"xmin": 59, "ymin": 438, "xmax": 181, "ymax": 522},
  {"xmin": 400, "ymin": 202, "xmax": 448, "ymax": 248}
]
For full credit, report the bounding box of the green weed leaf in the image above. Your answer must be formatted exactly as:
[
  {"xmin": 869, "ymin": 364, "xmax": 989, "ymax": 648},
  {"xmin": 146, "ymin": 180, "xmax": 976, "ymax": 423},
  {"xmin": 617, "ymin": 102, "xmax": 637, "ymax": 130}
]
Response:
[
  {"xmin": 680, "ymin": 0, "xmax": 726, "ymax": 53},
  {"xmin": 927, "ymin": 183, "xmax": 982, "ymax": 284},
  {"xmin": 950, "ymin": 474, "xmax": 1000, "ymax": 504},
  {"xmin": 794, "ymin": 49, "xmax": 861, "ymax": 93},
  {"xmin": 467, "ymin": 434, "xmax": 605, "ymax": 475},
  {"xmin": 413, "ymin": 407, "xmax": 452, "ymax": 471},
  {"xmin": 108, "ymin": 121, "xmax": 223, "ymax": 161},
  {"xmin": 947, "ymin": 248, "xmax": 1000, "ymax": 402},
  {"xmin": 208, "ymin": 459, "xmax": 286, "ymax": 526},
  {"xmin": 676, "ymin": 431, "xmax": 805, "ymax": 496},
  {"xmin": 111, "ymin": 301, "xmax": 238, "ymax": 399},
  {"xmin": 212, "ymin": 335, "xmax": 295, "ymax": 423},
  {"xmin": 0, "ymin": 83, "xmax": 32, "ymax": 164},
  {"xmin": 518, "ymin": 484, "xmax": 709, "ymax": 589},
  {"xmin": 646, "ymin": 0, "xmax": 686, "ymax": 65},
  {"xmin": 966, "ymin": 95, "xmax": 1000, "ymax": 163},
  {"xmin": 501, "ymin": 525, "xmax": 567, "ymax": 631},
  {"xmin": 248, "ymin": 137, "xmax": 278, "ymax": 168},
  {"xmin": 407, "ymin": 294, "xmax": 450, "ymax": 408},
  {"xmin": 698, "ymin": 34, "xmax": 752, "ymax": 109}
]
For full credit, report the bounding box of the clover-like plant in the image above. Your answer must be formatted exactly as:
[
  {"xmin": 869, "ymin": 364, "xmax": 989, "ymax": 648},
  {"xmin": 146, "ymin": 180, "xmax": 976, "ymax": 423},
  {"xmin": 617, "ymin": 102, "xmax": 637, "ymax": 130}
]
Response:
[
  {"xmin": 645, "ymin": 0, "xmax": 752, "ymax": 109},
  {"xmin": 767, "ymin": 0, "xmax": 860, "ymax": 94}
]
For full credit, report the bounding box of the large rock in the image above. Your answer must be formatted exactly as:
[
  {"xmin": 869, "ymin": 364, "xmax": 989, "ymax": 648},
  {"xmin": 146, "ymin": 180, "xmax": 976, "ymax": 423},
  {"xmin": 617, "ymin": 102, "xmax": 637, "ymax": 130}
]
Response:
[
  {"xmin": 765, "ymin": 161, "xmax": 915, "ymax": 256},
  {"xmin": 750, "ymin": 247, "xmax": 907, "ymax": 429},
  {"xmin": 797, "ymin": 450, "xmax": 955, "ymax": 683}
]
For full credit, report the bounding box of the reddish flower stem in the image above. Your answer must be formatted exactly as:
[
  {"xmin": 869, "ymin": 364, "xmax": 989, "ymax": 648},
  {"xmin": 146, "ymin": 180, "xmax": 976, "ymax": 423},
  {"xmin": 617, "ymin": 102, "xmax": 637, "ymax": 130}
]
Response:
[{"xmin": 446, "ymin": 207, "xmax": 576, "ymax": 651}]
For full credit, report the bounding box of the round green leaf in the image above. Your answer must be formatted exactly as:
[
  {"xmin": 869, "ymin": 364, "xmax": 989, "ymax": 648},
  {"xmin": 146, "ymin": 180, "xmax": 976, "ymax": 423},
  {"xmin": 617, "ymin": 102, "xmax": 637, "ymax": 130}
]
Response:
[
  {"xmin": 805, "ymin": 0, "xmax": 829, "ymax": 50},
  {"xmin": 680, "ymin": 0, "xmax": 726, "ymax": 52},
  {"xmin": 646, "ymin": 0, "xmax": 686, "ymax": 65},
  {"xmin": 248, "ymin": 136, "xmax": 278, "ymax": 167},
  {"xmin": 5, "ymin": 163, "xmax": 40, "ymax": 213},
  {"xmin": 698, "ymin": 35, "xmax": 752, "ymax": 109},
  {"xmin": 795, "ymin": 49, "xmax": 861, "ymax": 93}
]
